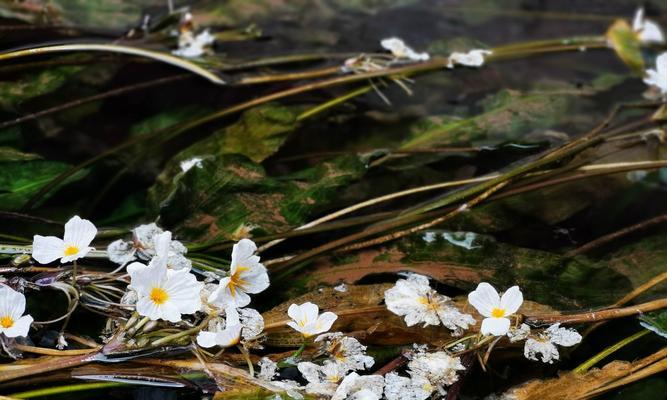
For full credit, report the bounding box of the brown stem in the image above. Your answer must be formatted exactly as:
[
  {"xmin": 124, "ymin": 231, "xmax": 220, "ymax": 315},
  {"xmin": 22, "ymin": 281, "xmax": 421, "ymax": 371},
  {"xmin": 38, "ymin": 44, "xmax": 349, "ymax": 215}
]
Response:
[
  {"xmin": 525, "ymin": 298, "xmax": 667, "ymax": 325},
  {"xmin": 567, "ymin": 213, "xmax": 667, "ymax": 257}
]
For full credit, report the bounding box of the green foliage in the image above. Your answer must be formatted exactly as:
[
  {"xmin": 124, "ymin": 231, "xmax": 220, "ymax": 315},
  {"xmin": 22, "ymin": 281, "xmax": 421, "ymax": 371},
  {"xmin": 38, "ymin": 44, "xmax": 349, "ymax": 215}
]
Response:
[
  {"xmin": 0, "ymin": 66, "xmax": 83, "ymax": 111},
  {"xmin": 0, "ymin": 147, "xmax": 87, "ymax": 211},
  {"xmin": 148, "ymin": 153, "xmax": 366, "ymax": 242}
]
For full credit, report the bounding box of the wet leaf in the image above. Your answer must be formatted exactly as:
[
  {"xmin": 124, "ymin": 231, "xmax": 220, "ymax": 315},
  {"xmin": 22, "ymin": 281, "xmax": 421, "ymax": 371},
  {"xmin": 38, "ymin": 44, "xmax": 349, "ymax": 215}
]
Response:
[
  {"xmin": 298, "ymin": 231, "xmax": 633, "ymax": 309},
  {"xmin": 176, "ymin": 104, "xmax": 304, "ymax": 163},
  {"xmin": 148, "ymin": 153, "xmax": 366, "ymax": 242},
  {"xmin": 399, "ymin": 89, "xmax": 575, "ymax": 149},
  {"xmin": 639, "ymin": 311, "xmax": 667, "ymax": 339},
  {"xmin": 0, "ymin": 66, "xmax": 83, "ymax": 111},
  {"xmin": 606, "ymin": 19, "xmax": 644, "ymax": 75},
  {"xmin": 0, "ymin": 147, "xmax": 87, "ymax": 210}
]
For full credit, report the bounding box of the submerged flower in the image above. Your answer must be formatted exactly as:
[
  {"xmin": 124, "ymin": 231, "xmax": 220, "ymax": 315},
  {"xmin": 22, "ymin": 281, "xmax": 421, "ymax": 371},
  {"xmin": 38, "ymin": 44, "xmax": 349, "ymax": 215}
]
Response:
[
  {"xmin": 385, "ymin": 274, "xmax": 475, "ymax": 332},
  {"xmin": 644, "ymin": 53, "xmax": 667, "ymax": 96},
  {"xmin": 507, "ymin": 323, "xmax": 531, "ymax": 343},
  {"xmin": 128, "ymin": 260, "xmax": 202, "ymax": 323},
  {"xmin": 315, "ymin": 332, "xmax": 375, "ymax": 371},
  {"xmin": 633, "ymin": 7, "xmax": 665, "ymax": 44},
  {"xmin": 407, "ymin": 351, "xmax": 465, "ymax": 390},
  {"xmin": 446, "ymin": 49, "xmax": 492, "ymax": 68},
  {"xmin": 0, "ymin": 285, "xmax": 33, "ymax": 338},
  {"xmin": 287, "ymin": 302, "xmax": 338, "ymax": 338},
  {"xmin": 524, "ymin": 323, "xmax": 582, "ymax": 364},
  {"xmin": 208, "ymin": 239, "xmax": 269, "ymax": 308},
  {"xmin": 107, "ymin": 225, "xmax": 190, "ymax": 270},
  {"xmin": 174, "ymin": 29, "xmax": 215, "ymax": 58},
  {"xmin": 384, "ymin": 372, "xmax": 433, "ymax": 400},
  {"xmin": 197, "ymin": 307, "xmax": 243, "ymax": 348},
  {"xmin": 32, "ymin": 216, "xmax": 97, "ymax": 264},
  {"xmin": 381, "ymin": 37, "xmax": 430, "ymax": 61},
  {"xmin": 332, "ymin": 372, "xmax": 384, "ymax": 400},
  {"xmin": 298, "ymin": 361, "xmax": 347, "ymax": 396},
  {"xmin": 468, "ymin": 282, "xmax": 523, "ymax": 336}
]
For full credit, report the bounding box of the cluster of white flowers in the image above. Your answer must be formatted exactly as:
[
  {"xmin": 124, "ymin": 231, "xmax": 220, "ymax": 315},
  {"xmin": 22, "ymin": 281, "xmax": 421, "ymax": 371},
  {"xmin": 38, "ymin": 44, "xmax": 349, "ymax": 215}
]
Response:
[
  {"xmin": 385, "ymin": 350, "xmax": 465, "ymax": 400},
  {"xmin": 385, "ymin": 273, "xmax": 475, "ymax": 334}
]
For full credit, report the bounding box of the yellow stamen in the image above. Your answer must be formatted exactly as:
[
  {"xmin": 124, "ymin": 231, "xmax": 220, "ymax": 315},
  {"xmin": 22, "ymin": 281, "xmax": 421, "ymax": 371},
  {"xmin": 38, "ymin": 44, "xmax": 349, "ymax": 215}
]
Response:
[
  {"xmin": 227, "ymin": 265, "xmax": 250, "ymax": 297},
  {"xmin": 64, "ymin": 245, "xmax": 79, "ymax": 256},
  {"xmin": 150, "ymin": 287, "xmax": 169, "ymax": 305},
  {"xmin": 0, "ymin": 315, "xmax": 14, "ymax": 328},
  {"xmin": 491, "ymin": 308, "xmax": 506, "ymax": 318}
]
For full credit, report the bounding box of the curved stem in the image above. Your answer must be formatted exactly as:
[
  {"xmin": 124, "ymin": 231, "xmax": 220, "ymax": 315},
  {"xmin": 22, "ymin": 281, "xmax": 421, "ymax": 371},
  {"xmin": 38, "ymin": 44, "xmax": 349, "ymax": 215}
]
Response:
[{"xmin": 574, "ymin": 330, "xmax": 650, "ymax": 374}]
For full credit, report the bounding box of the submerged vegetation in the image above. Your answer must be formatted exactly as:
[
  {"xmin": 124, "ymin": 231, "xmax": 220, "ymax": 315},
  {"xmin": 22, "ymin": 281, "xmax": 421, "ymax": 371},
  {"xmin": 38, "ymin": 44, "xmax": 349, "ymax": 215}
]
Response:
[{"xmin": 2, "ymin": 1, "xmax": 667, "ymax": 399}]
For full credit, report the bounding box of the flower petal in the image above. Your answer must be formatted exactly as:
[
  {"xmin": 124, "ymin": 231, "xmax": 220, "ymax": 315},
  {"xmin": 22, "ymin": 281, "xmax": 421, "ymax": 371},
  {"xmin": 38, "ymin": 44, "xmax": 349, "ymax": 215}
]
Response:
[
  {"xmin": 196, "ymin": 331, "xmax": 218, "ymax": 348},
  {"xmin": 499, "ymin": 286, "xmax": 523, "ymax": 315},
  {"xmin": 3, "ymin": 315, "xmax": 33, "ymax": 338},
  {"xmin": 467, "ymin": 282, "xmax": 500, "ymax": 317},
  {"xmin": 32, "ymin": 235, "xmax": 65, "ymax": 264},
  {"xmin": 480, "ymin": 317, "xmax": 510, "ymax": 336},
  {"xmin": 316, "ymin": 312, "xmax": 338, "ymax": 333},
  {"xmin": 63, "ymin": 215, "xmax": 97, "ymax": 250}
]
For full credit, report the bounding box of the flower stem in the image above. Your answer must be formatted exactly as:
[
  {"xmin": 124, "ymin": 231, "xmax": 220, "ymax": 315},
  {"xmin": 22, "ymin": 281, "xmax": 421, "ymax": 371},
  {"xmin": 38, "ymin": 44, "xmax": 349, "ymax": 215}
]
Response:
[
  {"xmin": 237, "ymin": 344, "xmax": 255, "ymax": 377},
  {"xmin": 151, "ymin": 317, "xmax": 211, "ymax": 347},
  {"xmin": 573, "ymin": 329, "xmax": 650, "ymax": 374}
]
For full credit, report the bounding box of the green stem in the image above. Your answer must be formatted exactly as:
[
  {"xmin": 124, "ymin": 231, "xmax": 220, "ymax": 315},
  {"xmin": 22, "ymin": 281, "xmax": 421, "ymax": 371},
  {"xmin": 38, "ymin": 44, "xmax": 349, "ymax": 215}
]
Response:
[
  {"xmin": 297, "ymin": 85, "xmax": 373, "ymax": 121},
  {"xmin": 10, "ymin": 382, "xmax": 128, "ymax": 399},
  {"xmin": 151, "ymin": 317, "xmax": 211, "ymax": 347},
  {"xmin": 574, "ymin": 330, "xmax": 650, "ymax": 374}
]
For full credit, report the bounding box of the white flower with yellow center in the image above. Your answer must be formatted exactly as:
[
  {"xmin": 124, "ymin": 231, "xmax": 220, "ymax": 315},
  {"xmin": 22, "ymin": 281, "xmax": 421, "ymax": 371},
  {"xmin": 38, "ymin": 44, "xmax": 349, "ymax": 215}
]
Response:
[
  {"xmin": 298, "ymin": 361, "xmax": 347, "ymax": 396},
  {"xmin": 407, "ymin": 351, "xmax": 465, "ymax": 391},
  {"xmin": 0, "ymin": 285, "xmax": 33, "ymax": 338},
  {"xmin": 468, "ymin": 282, "xmax": 523, "ymax": 336},
  {"xmin": 128, "ymin": 258, "xmax": 203, "ymax": 323},
  {"xmin": 287, "ymin": 302, "xmax": 338, "ymax": 338},
  {"xmin": 633, "ymin": 7, "xmax": 665, "ymax": 44},
  {"xmin": 208, "ymin": 239, "xmax": 269, "ymax": 308},
  {"xmin": 315, "ymin": 332, "xmax": 375, "ymax": 371},
  {"xmin": 385, "ymin": 274, "xmax": 475, "ymax": 332},
  {"xmin": 32, "ymin": 216, "xmax": 97, "ymax": 264}
]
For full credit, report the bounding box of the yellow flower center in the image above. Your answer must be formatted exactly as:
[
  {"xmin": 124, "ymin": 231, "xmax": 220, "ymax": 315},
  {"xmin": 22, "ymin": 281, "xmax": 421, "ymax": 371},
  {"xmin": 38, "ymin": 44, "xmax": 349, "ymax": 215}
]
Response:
[
  {"xmin": 491, "ymin": 308, "xmax": 506, "ymax": 318},
  {"xmin": 150, "ymin": 287, "xmax": 169, "ymax": 305},
  {"xmin": 0, "ymin": 315, "xmax": 14, "ymax": 328},
  {"xmin": 64, "ymin": 245, "xmax": 79, "ymax": 256},
  {"xmin": 227, "ymin": 265, "xmax": 249, "ymax": 297}
]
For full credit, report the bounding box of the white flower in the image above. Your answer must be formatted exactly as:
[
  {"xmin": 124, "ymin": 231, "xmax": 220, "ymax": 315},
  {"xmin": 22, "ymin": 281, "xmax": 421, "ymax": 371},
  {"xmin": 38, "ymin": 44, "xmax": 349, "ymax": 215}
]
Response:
[
  {"xmin": 385, "ymin": 274, "xmax": 475, "ymax": 331},
  {"xmin": 287, "ymin": 302, "xmax": 338, "ymax": 338},
  {"xmin": 468, "ymin": 282, "xmax": 523, "ymax": 336},
  {"xmin": 197, "ymin": 307, "xmax": 243, "ymax": 348},
  {"xmin": 258, "ymin": 357, "xmax": 278, "ymax": 381},
  {"xmin": 315, "ymin": 332, "xmax": 375, "ymax": 371},
  {"xmin": 447, "ymin": 49, "xmax": 492, "ymax": 68},
  {"xmin": 507, "ymin": 323, "xmax": 531, "ymax": 343},
  {"xmin": 334, "ymin": 283, "xmax": 348, "ymax": 292},
  {"xmin": 180, "ymin": 157, "xmax": 203, "ymax": 172},
  {"xmin": 0, "ymin": 285, "xmax": 33, "ymax": 338},
  {"xmin": 524, "ymin": 323, "xmax": 582, "ymax": 364},
  {"xmin": 109, "ymin": 226, "xmax": 191, "ymax": 270},
  {"xmin": 332, "ymin": 372, "xmax": 384, "ymax": 400},
  {"xmin": 32, "ymin": 216, "xmax": 97, "ymax": 264},
  {"xmin": 407, "ymin": 351, "xmax": 465, "ymax": 390},
  {"xmin": 298, "ymin": 361, "xmax": 347, "ymax": 396},
  {"xmin": 239, "ymin": 307, "xmax": 264, "ymax": 340},
  {"xmin": 173, "ymin": 29, "xmax": 215, "ymax": 58},
  {"xmin": 128, "ymin": 259, "xmax": 202, "ymax": 322},
  {"xmin": 384, "ymin": 372, "xmax": 433, "ymax": 400},
  {"xmin": 208, "ymin": 239, "xmax": 269, "ymax": 308},
  {"xmin": 381, "ymin": 37, "xmax": 430, "ymax": 61},
  {"xmin": 633, "ymin": 7, "xmax": 665, "ymax": 44},
  {"xmin": 644, "ymin": 53, "xmax": 667, "ymax": 96}
]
